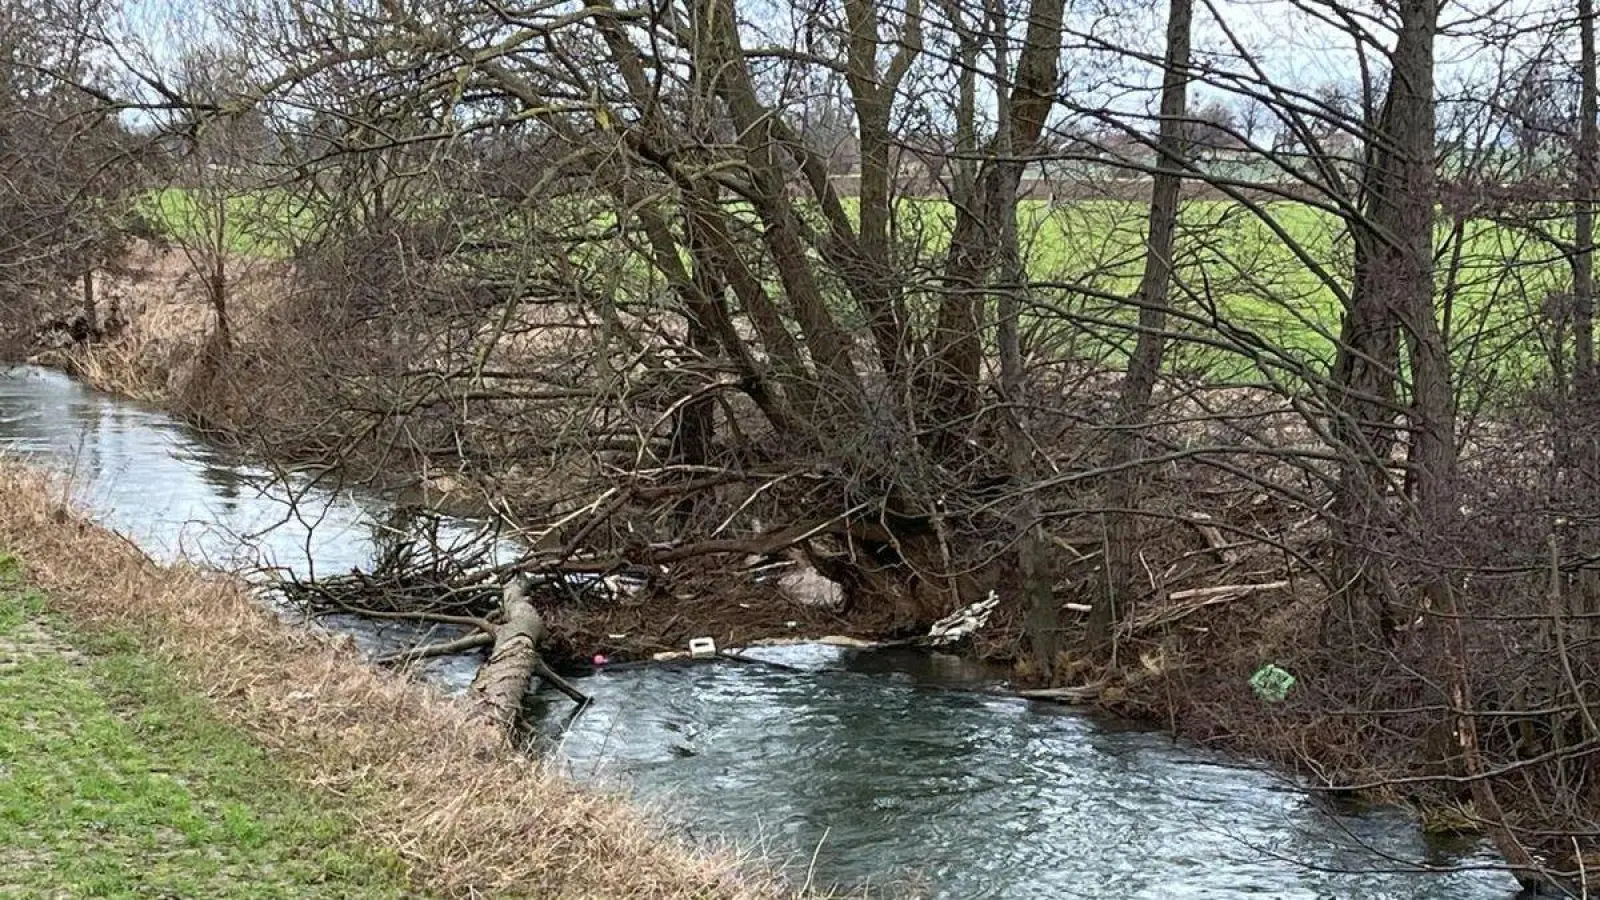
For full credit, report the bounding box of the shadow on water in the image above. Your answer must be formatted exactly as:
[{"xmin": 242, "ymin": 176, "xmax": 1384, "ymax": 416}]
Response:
[{"xmin": 0, "ymin": 365, "xmax": 1525, "ymax": 899}]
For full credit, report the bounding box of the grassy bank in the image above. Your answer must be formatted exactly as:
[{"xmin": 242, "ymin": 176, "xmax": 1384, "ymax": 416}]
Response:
[
  {"xmin": 0, "ymin": 560, "xmax": 410, "ymax": 898},
  {"xmin": 0, "ymin": 461, "xmax": 778, "ymax": 899}
]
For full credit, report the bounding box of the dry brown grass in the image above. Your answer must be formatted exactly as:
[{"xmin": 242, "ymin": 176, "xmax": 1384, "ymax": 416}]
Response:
[
  {"xmin": 0, "ymin": 459, "xmax": 791, "ymax": 900},
  {"xmin": 56, "ymin": 242, "xmax": 290, "ymax": 410}
]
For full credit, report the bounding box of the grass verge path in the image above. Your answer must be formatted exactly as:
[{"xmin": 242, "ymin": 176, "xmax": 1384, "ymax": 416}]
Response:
[{"xmin": 0, "ymin": 555, "xmax": 412, "ymax": 899}]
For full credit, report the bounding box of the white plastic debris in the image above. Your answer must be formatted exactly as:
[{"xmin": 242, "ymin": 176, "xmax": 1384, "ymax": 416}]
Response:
[
  {"xmin": 688, "ymin": 636, "xmax": 717, "ymax": 658},
  {"xmin": 601, "ymin": 572, "xmax": 648, "ymax": 598},
  {"xmin": 926, "ymin": 590, "xmax": 1000, "ymax": 646}
]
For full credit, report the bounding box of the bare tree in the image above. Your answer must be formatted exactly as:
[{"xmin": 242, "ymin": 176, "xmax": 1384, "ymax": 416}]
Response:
[
  {"xmin": 1576, "ymin": 0, "xmax": 1597, "ymax": 387},
  {"xmin": 1089, "ymin": 0, "xmax": 1194, "ymax": 657},
  {"xmin": 1324, "ymin": 0, "xmax": 1445, "ymax": 646},
  {"xmin": 0, "ymin": 0, "xmax": 133, "ymax": 347}
]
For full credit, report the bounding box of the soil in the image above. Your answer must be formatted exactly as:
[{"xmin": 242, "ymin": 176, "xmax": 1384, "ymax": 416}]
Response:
[{"xmin": 539, "ymin": 575, "xmax": 895, "ymax": 668}]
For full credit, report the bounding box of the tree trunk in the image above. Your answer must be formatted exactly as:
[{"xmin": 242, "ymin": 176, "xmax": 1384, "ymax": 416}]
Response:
[
  {"xmin": 1577, "ymin": 0, "xmax": 1597, "ymax": 389},
  {"xmin": 1326, "ymin": 0, "xmax": 1438, "ymax": 645},
  {"xmin": 1327, "ymin": 260, "xmax": 1401, "ymax": 643},
  {"xmin": 1438, "ymin": 581, "xmax": 1550, "ymax": 892},
  {"xmin": 937, "ymin": 0, "xmax": 981, "ymax": 211},
  {"xmin": 81, "ymin": 269, "xmax": 96, "ymax": 338},
  {"xmin": 210, "ymin": 275, "xmax": 230, "ymax": 356},
  {"xmin": 1569, "ymin": 0, "xmax": 1600, "ymax": 654},
  {"xmin": 987, "ymin": 0, "xmax": 1059, "ymax": 676},
  {"xmin": 696, "ymin": 0, "xmax": 862, "ymax": 401},
  {"xmin": 1391, "ymin": 0, "xmax": 1451, "ymax": 567},
  {"xmin": 1087, "ymin": 0, "xmax": 1192, "ymax": 658},
  {"xmin": 843, "ymin": 0, "xmax": 919, "ymax": 379},
  {"xmin": 209, "ymin": 201, "xmax": 231, "ymax": 357},
  {"xmin": 671, "ymin": 255, "xmax": 720, "ymax": 528},
  {"xmin": 471, "ymin": 578, "xmax": 586, "ymax": 734},
  {"xmin": 926, "ymin": 0, "xmax": 1065, "ymax": 454}
]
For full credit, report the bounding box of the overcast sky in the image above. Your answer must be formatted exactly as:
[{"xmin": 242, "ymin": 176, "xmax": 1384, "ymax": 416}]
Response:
[{"xmin": 114, "ymin": 0, "xmax": 1578, "ymax": 132}]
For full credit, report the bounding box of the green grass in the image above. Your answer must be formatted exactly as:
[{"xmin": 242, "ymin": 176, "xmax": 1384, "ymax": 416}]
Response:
[
  {"xmin": 905, "ymin": 196, "xmax": 1571, "ymax": 397},
  {"xmin": 0, "ymin": 554, "xmax": 413, "ymax": 899},
  {"xmin": 138, "ymin": 187, "xmax": 315, "ymax": 257},
  {"xmin": 137, "ymin": 183, "xmax": 1576, "ymax": 400}
]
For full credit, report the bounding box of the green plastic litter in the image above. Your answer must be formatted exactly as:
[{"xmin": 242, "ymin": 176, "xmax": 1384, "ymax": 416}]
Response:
[{"xmin": 1250, "ymin": 663, "xmax": 1296, "ymax": 702}]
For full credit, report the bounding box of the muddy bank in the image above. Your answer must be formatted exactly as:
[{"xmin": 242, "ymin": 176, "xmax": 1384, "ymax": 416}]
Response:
[{"xmin": 291, "ymin": 554, "xmax": 904, "ymax": 674}]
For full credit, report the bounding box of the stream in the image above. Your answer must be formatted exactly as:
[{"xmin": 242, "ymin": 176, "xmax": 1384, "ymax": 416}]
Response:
[{"xmin": 0, "ymin": 364, "xmax": 1522, "ymax": 898}]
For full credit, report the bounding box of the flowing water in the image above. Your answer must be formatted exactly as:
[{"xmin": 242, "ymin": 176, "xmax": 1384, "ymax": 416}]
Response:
[{"xmin": 0, "ymin": 364, "xmax": 1522, "ymax": 899}]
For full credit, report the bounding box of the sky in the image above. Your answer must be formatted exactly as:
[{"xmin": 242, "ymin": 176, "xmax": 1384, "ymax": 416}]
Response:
[{"xmin": 101, "ymin": 0, "xmax": 1580, "ymax": 134}]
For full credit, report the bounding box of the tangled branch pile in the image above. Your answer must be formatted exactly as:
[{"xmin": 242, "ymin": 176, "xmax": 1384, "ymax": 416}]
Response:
[{"xmin": 11, "ymin": 0, "xmax": 1600, "ymax": 888}]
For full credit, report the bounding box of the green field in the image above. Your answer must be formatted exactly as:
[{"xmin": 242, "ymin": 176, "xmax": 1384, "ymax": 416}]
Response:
[
  {"xmin": 139, "ymin": 187, "xmax": 315, "ymax": 257},
  {"xmin": 0, "ymin": 556, "xmax": 409, "ymax": 898},
  {"xmin": 140, "ymin": 185, "xmax": 1574, "ymax": 396},
  {"xmin": 874, "ymin": 196, "xmax": 1568, "ymax": 393}
]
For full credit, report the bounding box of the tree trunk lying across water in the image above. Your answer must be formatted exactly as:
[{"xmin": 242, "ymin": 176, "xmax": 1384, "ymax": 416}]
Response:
[{"xmin": 472, "ymin": 577, "xmax": 588, "ymax": 734}]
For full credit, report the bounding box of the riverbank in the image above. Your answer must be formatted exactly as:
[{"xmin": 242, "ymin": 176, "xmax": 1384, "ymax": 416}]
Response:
[
  {"xmin": 0, "ymin": 461, "xmax": 783, "ymax": 899},
  {"xmin": 16, "ymin": 264, "xmax": 1455, "ymax": 776},
  {"xmin": 28, "ymin": 244, "xmax": 1586, "ymax": 885},
  {"xmin": 0, "ymin": 559, "xmax": 411, "ymax": 897}
]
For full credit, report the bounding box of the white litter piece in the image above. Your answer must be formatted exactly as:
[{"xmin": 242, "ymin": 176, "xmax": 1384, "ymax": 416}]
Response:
[
  {"xmin": 688, "ymin": 636, "xmax": 718, "ymax": 659},
  {"xmin": 926, "ymin": 591, "xmax": 1001, "ymax": 646},
  {"xmin": 601, "ymin": 573, "xmax": 648, "ymax": 598}
]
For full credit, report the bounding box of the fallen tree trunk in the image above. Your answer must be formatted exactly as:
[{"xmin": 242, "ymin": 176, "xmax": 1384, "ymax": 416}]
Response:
[{"xmin": 472, "ymin": 578, "xmax": 588, "ymax": 734}]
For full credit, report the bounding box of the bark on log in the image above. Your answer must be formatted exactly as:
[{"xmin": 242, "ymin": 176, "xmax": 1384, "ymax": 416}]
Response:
[{"xmin": 472, "ymin": 578, "xmax": 586, "ymax": 734}]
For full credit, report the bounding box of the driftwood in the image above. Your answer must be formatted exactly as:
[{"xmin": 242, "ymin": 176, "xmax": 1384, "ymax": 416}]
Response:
[
  {"xmin": 1185, "ymin": 512, "xmax": 1239, "ymax": 564},
  {"xmin": 1116, "ymin": 580, "xmax": 1292, "ymax": 636},
  {"xmin": 471, "ymin": 578, "xmax": 588, "ymax": 734},
  {"xmin": 1165, "ymin": 581, "xmax": 1289, "ymax": 602},
  {"xmin": 1017, "ymin": 683, "xmax": 1106, "ymax": 704},
  {"xmin": 1059, "ymin": 581, "xmax": 1289, "ymax": 633}
]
